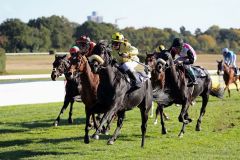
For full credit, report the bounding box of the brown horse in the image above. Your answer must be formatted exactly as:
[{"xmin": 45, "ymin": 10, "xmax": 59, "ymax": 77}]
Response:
[
  {"xmin": 69, "ymin": 54, "xmax": 104, "ymax": 132},
  {"xmin": 217, "ymin": 60, "xmax": 240, "ymax": 97}
]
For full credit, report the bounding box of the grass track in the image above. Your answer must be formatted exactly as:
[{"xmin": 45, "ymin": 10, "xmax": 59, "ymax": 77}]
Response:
[{"xmin": 0, "ymin": 91, "xmax": 240, "ymax": 159}]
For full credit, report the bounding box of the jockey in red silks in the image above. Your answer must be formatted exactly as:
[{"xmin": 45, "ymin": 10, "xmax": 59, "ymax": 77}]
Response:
[{"xmin": 75, "ymin": 35, "xmax": 96, "ymax": 57}]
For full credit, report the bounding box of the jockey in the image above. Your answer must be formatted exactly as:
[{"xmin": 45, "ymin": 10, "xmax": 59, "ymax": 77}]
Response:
[
  {"xmin": 75, "ymin": 35, "xmax": 96, "ymax": 57},
  {"xmin": 155, "ymin": 44, "xmax": 166, "ymax": 53},
  {"xmin": 169, "ymin": 38, "xmax": 198, "ymax": 86},
  {"xmin": 222, "ymin": 48, "xmax": 239, "ymax": 76},
  {"xmin": 69, "ymin": 46, "xmax": 80, "ymax": 58},
  {"xmin": 111, "ymin": 32, "xmax": 141, "ymax": 88},
  {"xmin": 68, "ymin": 45, "xmax": 80, "ymax": 64}
]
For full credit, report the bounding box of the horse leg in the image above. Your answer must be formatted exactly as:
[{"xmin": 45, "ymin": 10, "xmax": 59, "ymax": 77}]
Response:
[
  {"xmin": 159, "ymin": 105, "xmax": 167, "ymax": 134},
  {"xmin": 233, "ymin": 81, "xmax": 239, "ymax": 92},
  {"xmin": 53, "ymin": 96, "xmax": 70, "ymax": 126},
  {"xmin": 196, "ymin": 94, "xmax": 209, "ymax": 131},
  {"xmin": 84, "ymin": 110, "xmax": 91, "ymax": 144},
  {"xmin": 107, "ymin": 111, "xmax": 125, "ymax": 145},
  {"xmin": 178, "ymin": 103, "xmax": 191, "ymax": 137},
  {"xmin": 150, "ymin": 102, "xmax": 154, "ymax": 118},
  {"xmin": 140, "ymin": 101, "xmax": 150, "ymax": 148},
  {"xmin": 154, "ymin": 104, "xmax": 160, "ymax": 125},
  {"xmin": 68, "ymin": 100, "xmax": 74, "ymax": 124},
  {"xmin": 102, "ymin": 113, "xmax": 115, "ymax": 135},
  {"xmin": 92, "ymin": 109, "xmax": 116, "ymax": 140},
  {"xmin": 224, "ymin": 85, "xmax": 230, "ymax": 97},
  {"xmin": 163, "ymin": 111, "xmax": 170, "ymax": 120}
]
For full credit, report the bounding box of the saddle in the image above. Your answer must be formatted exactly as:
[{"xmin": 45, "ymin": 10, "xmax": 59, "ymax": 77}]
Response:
[
  {"xmin": 192, "ymin": 66, "xmax": 208, "ymax": 78},
  {"xmin": 124, "ymin": 71, "xmax": 149, "ymax": 84},
  {"xmin": 135, "ymin": 72, "xmax": 149, "ymax": 82}
]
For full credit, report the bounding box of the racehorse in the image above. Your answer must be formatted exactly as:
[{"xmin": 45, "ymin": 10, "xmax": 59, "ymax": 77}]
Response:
[
  {"xmin": 146, "ymin": 52, "xmax": 223, "ymax": 137},
  {"xmin": 88, "ymin": 59, "xmax": 153, "ymax": 148},
  {"xmin": 71, "ymin": 46, "xmax": 153, "ymax": 147},
  {"xmin": 51, "ymin": 54, "xmax": 82, "ymax": 126},
  {"xmin": 217, "ymin": 60, "xmax": 240, "ymax": 97}
]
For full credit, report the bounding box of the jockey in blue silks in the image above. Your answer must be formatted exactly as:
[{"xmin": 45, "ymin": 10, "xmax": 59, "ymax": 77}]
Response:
[{"xmin": 222, "ymin": 48, "xmax": 239, "ymax": 76}]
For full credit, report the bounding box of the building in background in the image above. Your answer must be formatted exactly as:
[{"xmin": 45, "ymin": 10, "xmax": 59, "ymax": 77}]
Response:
[{"xmin": 87, "ymin": 11, "xmax": 103, "ymax": 23}]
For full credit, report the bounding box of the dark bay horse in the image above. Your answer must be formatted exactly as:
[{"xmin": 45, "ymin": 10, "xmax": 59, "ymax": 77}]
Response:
[
  {"xmin": 217, "ymin": 60, "xmax": 240, "ymax": 97},
  {"xmin": 146, "ymin": 52, "xmax": 223, "ymax": 137},
  {"xmin": 73, "ymin": 49, "xmax": 153, "ymax": 147},
  {"xmin": 51, "ymin": 54, "xmax": 82, "ymax": 126}
]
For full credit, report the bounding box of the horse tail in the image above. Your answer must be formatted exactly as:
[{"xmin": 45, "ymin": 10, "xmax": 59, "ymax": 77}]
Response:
[{"xmin": 209, "ymin": 83, "xmax": 224, "ymax": 99}]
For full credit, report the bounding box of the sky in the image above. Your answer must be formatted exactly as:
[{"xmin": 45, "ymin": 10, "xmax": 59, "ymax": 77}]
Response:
[{"xmin": 0, "ymin": 0, "xmax": 239, "ymax": 33}]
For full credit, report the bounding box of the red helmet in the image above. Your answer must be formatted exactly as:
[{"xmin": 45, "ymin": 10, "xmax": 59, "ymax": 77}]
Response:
[
  {"xmin": 69, "ymin": 46, "xmax": 80, "ymax": 54},
  {"xmin": 75, "ymin": 35, "xmax": 90, "ymax": 44}
]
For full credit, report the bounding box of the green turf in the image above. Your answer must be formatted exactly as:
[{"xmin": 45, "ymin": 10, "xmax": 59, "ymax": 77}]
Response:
[{"xmin": 0, "ymin": 91, "xmax": 240, "ymax": 160}]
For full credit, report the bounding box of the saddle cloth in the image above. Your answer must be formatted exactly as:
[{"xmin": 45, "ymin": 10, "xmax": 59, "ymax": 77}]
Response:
[
  {"xmin": 192, "ymin": 66, "xmax": 208, "ymax": 78},
  {"xmin": 126, "ymin": 72, "xmax": 149, "ymax": 84}
]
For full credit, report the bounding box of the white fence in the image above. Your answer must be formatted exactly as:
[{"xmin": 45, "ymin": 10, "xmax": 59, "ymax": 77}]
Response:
[
  {"xmin": 0, "ymin": 81, "xmax": 65, "ymax": 107},
  {"xmin": 0, "ymin": 71, "xmax": 224, "ymax": 107}
]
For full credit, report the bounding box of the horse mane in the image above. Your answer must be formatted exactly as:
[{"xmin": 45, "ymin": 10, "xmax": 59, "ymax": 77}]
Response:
[{"xmin": 92, "ymin": 40, "xmax": 112, "ymax": 64}]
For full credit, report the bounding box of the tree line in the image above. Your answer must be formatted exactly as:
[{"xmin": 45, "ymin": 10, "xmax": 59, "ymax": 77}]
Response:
[{"xmin": 0, "ymin": 15, "xmax": 240, "ymax": 54}]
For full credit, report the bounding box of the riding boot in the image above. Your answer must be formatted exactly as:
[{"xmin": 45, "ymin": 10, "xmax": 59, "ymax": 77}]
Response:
[
  {"xmin": 234, "ymin": 67, "xmax": 240, "ymax": 76},
  {"xmin": 187, "ymin": 67, "xmax": 198, "ymax": 86},
  {"xmin": 126, "ymin": 70, "xmax": 141, "ymax": 88}
]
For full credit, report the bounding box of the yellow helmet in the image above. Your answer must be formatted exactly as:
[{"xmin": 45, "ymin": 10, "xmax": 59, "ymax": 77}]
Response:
[
  {"xmin": 112, "ymin": 32, "xmax": 124, "ymax": 43},
  {"xmin": 155, "ymin": 44, "xmax": 165, "ymax": 52}
]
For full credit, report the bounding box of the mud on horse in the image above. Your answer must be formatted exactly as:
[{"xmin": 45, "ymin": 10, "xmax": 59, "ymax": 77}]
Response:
[
  {"xmin": 51, "ymin": 54, "xmax": 82, "ymax": 126},
  {"xmin": 217, "ymin": 60, "xmax": 240, "ymax": 97}
]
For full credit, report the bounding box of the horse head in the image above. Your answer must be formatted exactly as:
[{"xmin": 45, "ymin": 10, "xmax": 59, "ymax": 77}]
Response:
[
  {"xmin": 51, "ymin": 54, "xmax": 69, "ymax": 81},
  {"xmin": 216, "ymin": 60, "xmax": 223, "ymax": 75},
  {"xmin": 92, "ymin": 40, "xmax": 112, "ymax": 66}
]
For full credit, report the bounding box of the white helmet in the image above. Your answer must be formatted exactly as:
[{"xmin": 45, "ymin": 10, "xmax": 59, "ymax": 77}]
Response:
[{"xmin": 222, "ymin": 48, "xmax": 229, "ymax": 54}]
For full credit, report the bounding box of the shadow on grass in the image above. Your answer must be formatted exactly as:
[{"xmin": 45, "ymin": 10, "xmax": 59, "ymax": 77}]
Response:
[
  {"xmin": 0, "ymin": 150, "xmax": 84, "ymax": 160},
  {"xmin": 0, "ymin": 117, "xmax": 86, "ymax": 131},
  {"xmin": 51, "ymin": 117, "xmax": 86, "ymax": 126},
  {"xmin": 0, "ymin": 128, "xmax": 28, "ymax": 134},
  {"xmin": 0, "ymin": 139, "xmax": 34, "ymax": 147}
]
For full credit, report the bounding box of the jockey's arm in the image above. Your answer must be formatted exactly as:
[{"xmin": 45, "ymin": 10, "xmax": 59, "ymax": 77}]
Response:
[{"xmin": 183, "ymin": 50, "xmax": 195, "ymax": 65}]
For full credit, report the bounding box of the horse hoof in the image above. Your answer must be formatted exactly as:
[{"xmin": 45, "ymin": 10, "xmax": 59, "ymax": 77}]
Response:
[
  {"xmin": 164, "ymin": 117, "xmax": 170, "ymax": 121},
  {"xmin": 178, "ymin": 133, "xmax": 184, "ymax": 138},
  {"xmin": 188, "ymin": 118, "xmax": 193, "ymax": 123},
  {"xmin": 92, "ymin": 134, "xmax": 99, "ymax": 140},
  {"xmin": 53, "ymin": 121, "xmax": 58, "ymax": 127},
  {"xmin": 84, "ymin": 136, "xmax": 90, "ymax": 144},
  {"xmin": 196, "ymin": 126, "xmax": 201, "ymax": 131},
  {"xmin": 102, "ymin": 131, "xmax": 109, "ymax": 135},
  {"xmin": 107, "ymin": 140, "xmax": 114, "ymax": 145},
  {"xmin": 162, "ymin": 129, "xmax": 167, "ymax": 135},
  {"xmin": 68, "ymin": 118, "xmax": 73, "ymax": 124}
]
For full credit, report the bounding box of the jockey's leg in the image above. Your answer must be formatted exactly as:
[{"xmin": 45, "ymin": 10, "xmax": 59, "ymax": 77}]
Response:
[
  {"xmin": 121, "ymin": 62, "xmax": 141, "ymax": 88},
  {"xmin": 186, "ymin": 66, "xmax": 198, "ymax": 86},
  {"xmin": 234, "ymin": 67, "xmax": 239, "ymax": 76}
]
